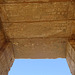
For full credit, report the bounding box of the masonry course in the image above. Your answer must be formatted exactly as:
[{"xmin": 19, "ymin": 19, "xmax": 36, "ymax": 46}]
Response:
[{"xmin": 0, "ymin": 0, "xmax": 75, "ymax": 75}]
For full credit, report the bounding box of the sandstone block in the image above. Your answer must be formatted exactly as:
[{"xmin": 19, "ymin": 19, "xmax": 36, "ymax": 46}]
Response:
[
  {"xmin": 11, "ymin": 38, "xmax": 66, "ymax": 59},
  {"xmin": 3, "ymin": 21, "xmax": 71, "ymax": 38},
  {"xmin": 0, "ymin": 0, "xmax": 72, "ymax": 4},
  {"xmin": 0, "ymin": 51, "xmax": 8, "ymax": 75},
  {"xmin": 1, "ymin": 2, "xmax": 69, "ymax": 22},
  {"xmin": 0, "ymin": 30, "xmax": 5, "ymax": 49},
  {"xmin": 66, "ymin": 41, "xmax": 75, "ymax": 75},
  {"xmin": 0, "ymin": 42, "xmax": 14, "ymax": 75},
  {"xmin": 3, "ymin": 42, "xmax": 14, "ymax": 70}
]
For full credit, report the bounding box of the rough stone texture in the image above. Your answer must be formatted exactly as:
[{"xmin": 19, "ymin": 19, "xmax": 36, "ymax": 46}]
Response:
[
  {"xmin": 0, "ymin": 0, "xmax": 73, "ymax": 4},
  {"xmin": 11, "ymin": 38, "xmax": 67, "ymax": 59},
  {"xmin": 68, "ymin": 2, "xmax": 75, "ymax": 20},
  {"xmin": 0, "ymin": 51, "xmax": 8, "ymax": 75},
  {"xmin": 0, "ymin": 2, "xmax": 71, "ymax": 22},
  {"xmin": 3, "ymin": 21, "xmax": 71, "ymax": 38},
  {"xmin": 70, "ymin": 2, "xmax": 75, "ymax": 20},
  {"xmin": 0, "ymin": 42, "xmax": 14, "ymax": 75},
  {"xmin": 0, "ymin": 1, "xmax": 74, "ymax": 39},
  {"xmin": 66, "ymin": 40, "xmax": 75, "ymax": 75},
  {"xmin": 0, "ymin": 21, "xmax": 6, "ymax": 51},
  {"xmin": 72, "ymin": 21, "xmax": 75, "ymax": 35},
  {"xmin": 0, "ymin": 29, "xmax": 5, "ymax": 49},
  {"xmin": 0, "ymin": 0, "xmax": 75, "ymax": 75}
]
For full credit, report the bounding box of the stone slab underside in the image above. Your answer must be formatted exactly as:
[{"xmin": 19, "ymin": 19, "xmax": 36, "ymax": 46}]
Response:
[
  {"xmin": 3, "ymin": 21, "xmax": 72, "ymax": 38},
  {"xmin": 11, "ymin": 38, "xmax": 66, "ymax": 59},
  {"xmin": 0, "ymin": 1, "xmax": 75, "ymax": 59},
  {"xmin": 0, "ymin": 0, "xmax": 75, "ymax": 58},
  {"xmin": 0, "ymin": 2, "xmax": 75, "ymax": 22},
  {"xmin": 0, "ymin": 0, "xmax": 75, "ymax": 75},
  {"xmin": 1, "ymin": 1, "xmax": 75, "ymax": 39}
]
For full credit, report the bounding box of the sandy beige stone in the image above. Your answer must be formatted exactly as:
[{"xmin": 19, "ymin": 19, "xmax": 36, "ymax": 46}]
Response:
[
  {"xmin": 0, "ymin": 0, "xmax": 75, "ymax": 75},
  {"xmin": 0, "ymin": 2, "xmax": 69, "ymax": 22},
  {"xmin": 0, "ymin": 30, "xmax": 5, "ymax": 48},
  {"xmin": 0, "ymin": 0, "xmax": 73, "ymax": 3},
  {"xmin": 0, "ymin": 42, "xmax": 14, "ymax": 75},
  {"xmin": 66, "ymin": 40, "xmax": 75, "ymax": 75},
  {"xmin": 11, "ymin": 38, "xmax": 67, "ymax": 59},
  {"xmin": 71, "ymin": 21, "xmax": 75, "ymax": 35},
  {"xmin": 3, "ymin": 42, "xmax": 15, "ymax": 70},
  {"xmin": 0, "ymin": 51, "xmax": 9, "ymax": 75},
  {"xmin": 3, "ymin": 21, "xmax": 71, "ymax": 38}
]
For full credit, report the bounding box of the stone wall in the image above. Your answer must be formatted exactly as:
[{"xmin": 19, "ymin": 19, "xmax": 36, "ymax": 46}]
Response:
[
  {"xmin": 0, "ymin": 19, "xmax": 14, "ymax": 75},
  {"xmin": 0, "ymin": 0, "xmax": 75, "ymax": 75},
  {"xmin": 0, "ymin": 42, "xmax": 14, "ymax": 75},
  {"xmin": 0, "ymin": 21, "xmax": 5, "ymax": 49},
  {"xmin": 12, "ymin": 38, "xmax": 67, "ymax": 59},
  {"xmin": 66, "ymin": 40, "xmax": 75, "ymax": 75}
]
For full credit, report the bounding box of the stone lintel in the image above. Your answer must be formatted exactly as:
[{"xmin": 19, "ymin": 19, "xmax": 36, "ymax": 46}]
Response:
[{"xmin": 11, "ymin": 38, "xmax": 67, "ymax": 59}]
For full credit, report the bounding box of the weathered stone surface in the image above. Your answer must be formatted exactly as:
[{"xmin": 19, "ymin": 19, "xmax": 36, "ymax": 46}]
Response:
[
  {"xmin": 0, "ymin": 51, "xmax": 8, "ymax": 75},
  {"xmin": 72, "ymin": 2, "xmax": 75, "ymax": 19},
  {"xmin": 0, "ymin": 1, "xmax": 75, "ymax": 23},
  {"xmin": 0, "ymin": 0, "xmax": 75, "ymax": 75},
  {"xmin": 66, "ymin": 40, "xmax": 75, "ymax": 75},
  {"xmin": 0, "ymin": 30, "xmax": 5, "ymax": 49},
  {"xmin": 68, "ymin": 2, "xmax": 74, "ymax": 19},
  {"xmin": 3, "ymin": 21, "xmax": 71, "ymax": 38},
  {"xmin": 68, "ymin": 2, "xmax": 75, "ymax": 20},
  {"xmin": 11, "ymin": 38, "xmax": 67, "ymax": 58},
  {"xmin": 0, "ymin": 0, "xmax": 73, "ymax": 4},
  {"xmin": 0, "ymin": 2, "xmax": 69, "ymax": 22},
  {"xmin": 69, "ymin": 40, "xmax": 75, "ymax": 62},
  {"xmin": 0, "ymin": 22, "xmax": 6, "ymax": 49},
  {"xmin": 0, "ymin": 42, "xmax": 14, "ymax": 75},
  {"xmin": 0, "ymin": 5, "xmax": 9, "ymax": 23},
  {"xmin": 72, "ymin": 21, "xmax": 75, "ymax": 35},
  {"xmin": 4, "ymin": 42, "xmax": 14, "ymax": 70}
]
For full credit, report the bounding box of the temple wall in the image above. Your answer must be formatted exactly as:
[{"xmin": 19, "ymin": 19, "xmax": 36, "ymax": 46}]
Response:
[
  {"xmin": 0, "ymin": 42, "xmax": 14, "ymax": 75},
  {"xmin": 0, "ymin": 20, "xmax": 14, "ymax": 75},
  {"xmin": 0, "ymin": 0, "xmax": 75, "ymax": 75},
  {"xmin": 66, "ymin": 40, "xmax": 75, "ymax": 75}
]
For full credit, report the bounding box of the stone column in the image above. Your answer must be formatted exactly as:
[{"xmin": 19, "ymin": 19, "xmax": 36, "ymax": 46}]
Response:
[{"xmin": 66, "ymin": 40, "xmax": 75, "ymax": 75}]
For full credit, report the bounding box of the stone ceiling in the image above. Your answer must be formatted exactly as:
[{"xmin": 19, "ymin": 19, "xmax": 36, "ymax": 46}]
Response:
[{"xmin": 0, "ymin": 0, "xmax": 75, "ymax": 58}]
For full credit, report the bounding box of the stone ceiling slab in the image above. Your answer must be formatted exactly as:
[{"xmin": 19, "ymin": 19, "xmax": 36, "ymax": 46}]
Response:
[
  {"xmin": 11, "ymin": 38, "xmax": 67, "ymax": 59},
  {"xmin": 0, "ymin": 2, "xmax": 69, "ymax": 22},
  {"xmin": 68, "ymin": 2, "xmax": 75, "ymax": 20},
  {"xmin": 3, "ymin": 21, "xmax": 71, "ymax": 38}
]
